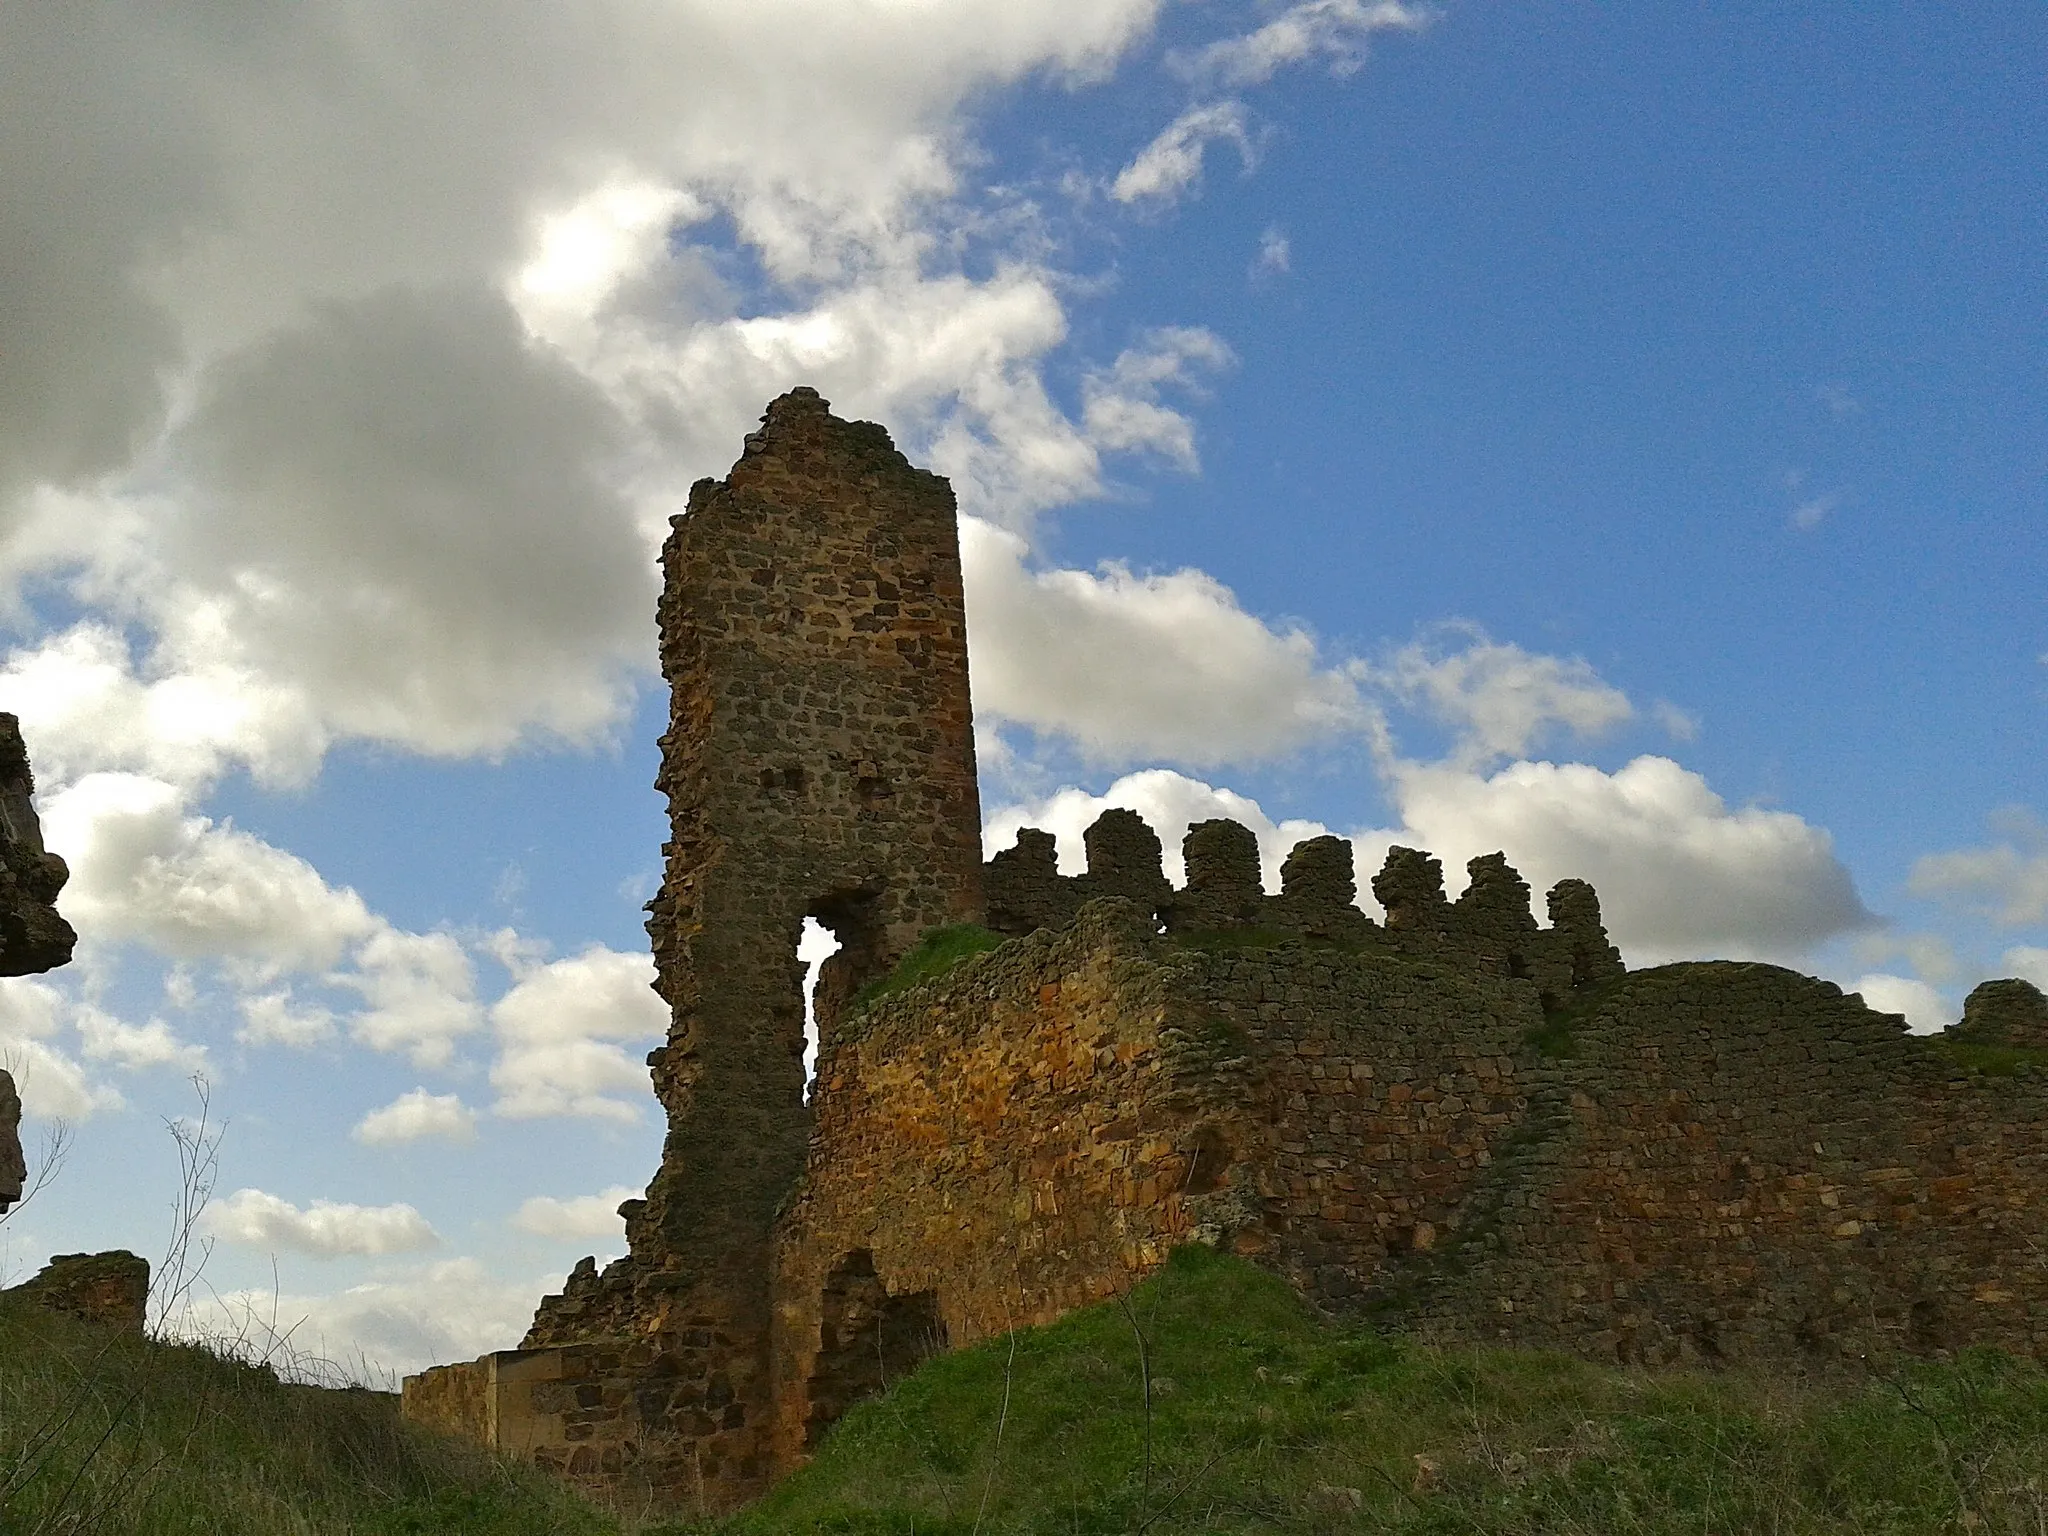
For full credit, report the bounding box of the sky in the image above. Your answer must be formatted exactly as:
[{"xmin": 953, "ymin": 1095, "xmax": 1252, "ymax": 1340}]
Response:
[{"xmin": 0, "ymin": 1, "xmax": 2041, "ymax": 1380}]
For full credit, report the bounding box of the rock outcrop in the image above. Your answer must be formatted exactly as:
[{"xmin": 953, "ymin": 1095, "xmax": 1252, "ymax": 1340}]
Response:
[
  {"xmin": 5, "ymin": 1251, "xmax": 150, "ymax": 1332},
  {"xmin": 0, "ymin": 718, "xmax": 73, "ymax": 1219},
  {"xmin": 0, "ymin": 1069, "xmax": 24, "ymax": 1213},
  {"xmin": 1953, "ymin": 978, "xmax": 2048, "ymax": 1050},
  {"xmin": 0, "ymin": 713, "xmax": 75, "ymax": 977}
]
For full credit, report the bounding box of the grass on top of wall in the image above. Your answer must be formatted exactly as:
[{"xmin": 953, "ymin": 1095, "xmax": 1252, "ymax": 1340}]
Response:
[
  {"xmin": 690, "ymin": 1244, "xmax": 2048, "ymax": 1536},
  {"xmin": 852, "ymin": 923, "xmax": 1007, "ymax": 1012},
  {"xmin": 1924, "ymin": 1036, "xmax": 2048, "ymax": 1078}
]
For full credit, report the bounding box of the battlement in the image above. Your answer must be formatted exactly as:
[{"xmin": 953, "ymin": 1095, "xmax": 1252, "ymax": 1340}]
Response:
[{"xmin": 984, "ymin": 813, "xmax": 1624, "ymax": 1000}]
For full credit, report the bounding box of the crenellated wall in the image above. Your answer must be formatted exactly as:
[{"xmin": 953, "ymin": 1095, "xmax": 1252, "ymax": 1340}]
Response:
[{"xmin": 402, "ymin": 391, "xmax": 2048, "ymax": 1517}]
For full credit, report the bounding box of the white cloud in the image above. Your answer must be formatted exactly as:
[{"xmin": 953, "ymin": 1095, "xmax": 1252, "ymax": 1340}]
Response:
[
  {"xmin": 341, "ymin": 930, "xmax": 484, "ymax": 1070},
  {"xmin": 1909, "ymin": 810, "xmax": 2048, "ymax": 926},
  {"xmin": 1850, "ymin": 974, "xmax": 1954, "ymax": 1035},
  {"xmin": 166, "ymin": 285, "xmax": 654, "ymax": 759},
  {"xmin": 1080, "ymin": 329, "xmax": 1234, "ymax": 471},
  {"xmin": 0, "ymin": 0, "xmax": 1228, "ymax": 794},
  {"xmin": 0, "ymin": 0, "xmax": 1210, "ymax": 783},
  {"xmin": 75, "ymin": 1006, "xmax": 208, "ymax": 1074},
  {"xmin": 0, "ymin": 980, "xmax": 121, "ymax": 1121},
  {"xmin": 1175, "ymin": 0, "xmax": 1433, "ymax": 88},
  {"xmin": 38, "ymin": 769, "xmax": 498, "ymax": 1069},
  {"xmin": 1361, "ymin": 628, "xmax": 1634, "ymax": 765},
  {"xmin": 510, "ymin": 1186, "xmax": 639, "ymax": 1241},
  {"xmin": 1652, "ymin": 700, "xmax": 1701, "ymax": 742},
  {"xmin": 0, "ymin": 625, "xmax": 325, "ymax": 793},
  {"xmin": 353, "ymin": 1090, "xmax": 478, "ymax": 1147},
  {"xmin": 1111, "ymin": 102, "xmax": 1252, "ymax": 206},
  {"xmin": 986, "ymin": 769, "xmax": 1327, "ymax": 890},
  {"xmin": 190, "ymin": 1258, "xmax": 544, "ymax": 1380},
  {"xmin": 1376, "ymin": 755, "xmax": 1872, "ymax": 964},
  {"xmin": 489, "ymin": 946, "xmax": 668, "ymax": 1122},
  {"xmin": 236, "ymin": 990, "xmax": 337, "ymax": 1049},
  {"xmin": 1252, "ymin": 226, "xmax": 1291, "ymax": 279},
  {"xmin": 963, "ymin": 518, "xmax": 1368, "ymax": 765},
  {"xmin": 42, "ymin": 773, "xmax": 376, "ymax": 974},
  {"xmin": 2004, "ymin": 947, "xmax": 2048, "ymax": 993},
  {"xmin": 510, "ymin": 179, "xmax": 705, "ymax": 345},
  {"xmin": 204, "ymin": 1188, "xmax": 439, "ymax": 1259},
  {"xmin": 1790, "ymin": 494, "xmax": 1838, "ymax": 531},
  {"xmin": 1852, "ymin": 932, "xmax": 1961, "ymax": 987}
]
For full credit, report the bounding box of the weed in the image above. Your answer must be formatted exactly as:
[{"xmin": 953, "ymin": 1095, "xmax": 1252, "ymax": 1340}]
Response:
[
  {"xmin": 1925, "ymin": 1038, "xmax": 2048, "ymax": 1078},
  {"xmin": 852, "ymin": 925, "xmax": 1007, "ymax": 1012}
]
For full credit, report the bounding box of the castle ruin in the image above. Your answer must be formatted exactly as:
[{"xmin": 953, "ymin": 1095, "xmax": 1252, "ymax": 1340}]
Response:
[
  {"xmin": 0, "ymin": 711, "xmax": 77, "ymax": 1213},
  {"xmin": 404, "ymin": 392, "xmax": 2048, "ymax": 1511}
]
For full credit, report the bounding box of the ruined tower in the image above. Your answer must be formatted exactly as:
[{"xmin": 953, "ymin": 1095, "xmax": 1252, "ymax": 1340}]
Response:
[
  {"xmin": 637, "ymin": 385, "xmax": 982, "ymax": 1270},
  {"xmin": 507, "ymin": 389, "xmax": 983, "ymax": 1494}
]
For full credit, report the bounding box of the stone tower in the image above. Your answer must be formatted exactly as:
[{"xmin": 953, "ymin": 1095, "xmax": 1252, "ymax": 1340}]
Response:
[
  {"xmin": 507, "ymin": 389, "xmax": 983, "ymax": 1493},
  {"xmin": 637, "ymin": 385, "xmax": 983, "ymax": 1273}
]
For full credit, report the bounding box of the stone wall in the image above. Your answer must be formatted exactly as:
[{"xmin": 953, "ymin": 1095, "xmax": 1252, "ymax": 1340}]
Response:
[
  {"xmin": 984, "ymin": 814, "xmax": 1621, "ymax": 1008},
  {"xmin": 765, "ymin": 900, "xmax": 1237, "ymax": 1466},
  {"xmin": 766, "ymin": 917, "xmax": 2048, "ymax": 1468},
  {"xmin": 765, "ymin": 854, "xmax": 1603, "ymax": 1463},
  {"xmin": 1404, "ymin": 964, "xmax": 2048, "ymax": 1365},
  {"xmin": 3, "ymin": 1251, "xmax": 151, "ymax": 1332},
  {"xmin": 1953, "ymin": 978, "xmax": 2048, "ymax": 1050}
]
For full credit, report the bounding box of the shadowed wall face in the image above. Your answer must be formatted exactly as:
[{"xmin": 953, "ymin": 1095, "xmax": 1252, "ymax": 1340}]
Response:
[
  {"xmin": 0, "ymin": 713, "xmax": 74, "ymax": 979},
  {"xmin": 0, "ymin": 713, "xmax": 73, "ymax": 1215},
  {"xmin": 638, "ymin": 386, "xmax": 983, "ymax": 1280}
]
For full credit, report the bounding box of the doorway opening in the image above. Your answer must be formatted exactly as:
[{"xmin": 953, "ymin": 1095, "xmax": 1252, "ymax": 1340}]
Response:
[{"xmin": 798, "ymin": 916, "xmax": 841, "ymax": 1098}]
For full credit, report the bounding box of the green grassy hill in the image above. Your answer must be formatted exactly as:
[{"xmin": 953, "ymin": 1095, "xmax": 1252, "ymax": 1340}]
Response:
[
  {"xmin": 9, "ymin": 1249, "xmax": 2048, "ymax": 1534},
  {"xmin": 719, "ymin": 1246, "xmax": 2048, "ymax": 1536},
  {"xmin": 0, "ymin": 1295, "xmax": 609, "ymax": 1536}
]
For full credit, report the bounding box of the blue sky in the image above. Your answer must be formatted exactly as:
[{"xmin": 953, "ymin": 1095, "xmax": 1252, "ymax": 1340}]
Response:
[{"xmin": 0, "ymin": 1, "xmax": 2041, "ymax": 1377}]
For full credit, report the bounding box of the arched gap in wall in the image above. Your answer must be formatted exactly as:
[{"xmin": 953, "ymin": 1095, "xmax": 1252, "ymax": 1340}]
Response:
[{"xmin": 798, "ymin": 916, "xmax": 841, "ymax": 1098}]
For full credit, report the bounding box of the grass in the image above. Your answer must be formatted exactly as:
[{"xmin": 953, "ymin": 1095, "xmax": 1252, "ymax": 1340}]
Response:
[
  {"xmin": 13, "ymin": 1248, "xmax": 2048, "ymax": 1533},
  {"xmin": 852, "ymin": 924, "xmax": 1008, "ymax": 1012},
  {"xmin": 1524, "ymin": 976, "xmax": 1633, "ymax": 1062},
  {"xmin": 0, "ymin": 1296, "xmax": 616, "ymax": 1536},
  {"xmin": 1923, "ymin": 1037, "xmax": 2048, "ymax": 1078},
  {"xmin": 698, "ymin": 1245, "xmax": 2048, "ymax": 1536}
]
